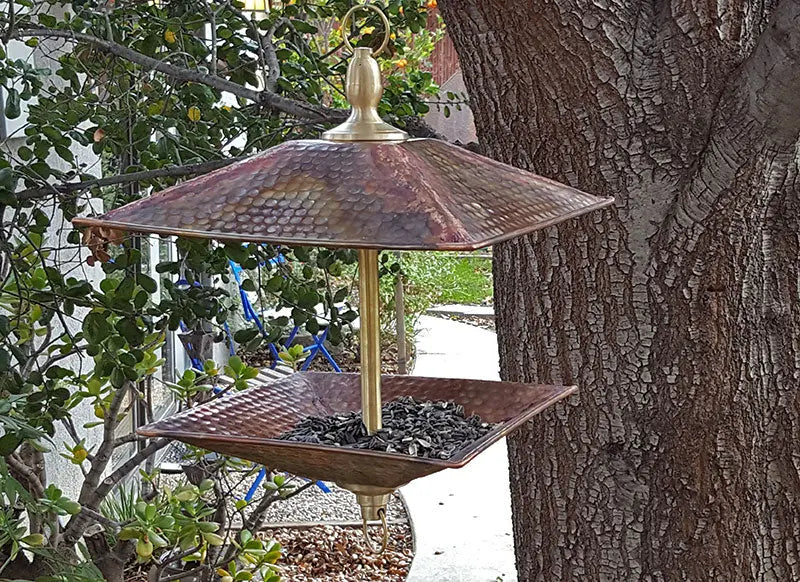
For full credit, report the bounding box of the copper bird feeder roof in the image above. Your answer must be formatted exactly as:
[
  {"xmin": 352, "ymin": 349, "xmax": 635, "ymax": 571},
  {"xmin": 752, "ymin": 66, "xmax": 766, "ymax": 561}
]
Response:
[
  {"xmin": 72, "ymin": 138, "xmax": 611, "ymax": 250},
  {"xmin": 138, "ymin": 372, "xmax": 576, "ymax": 489}
]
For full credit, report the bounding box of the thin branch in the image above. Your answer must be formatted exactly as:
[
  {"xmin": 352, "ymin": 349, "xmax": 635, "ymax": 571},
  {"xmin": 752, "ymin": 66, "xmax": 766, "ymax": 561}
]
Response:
[
  {"xmin": 12, "ymin": 27, "xmax": 345, "ymax": 123},
  {"xmin": 208, "ymin": 2, "xmax": 219, "ymax": 77},
  {"xmin": 112, "ymin": 432, "xmax": 145, "ymax": 448},
  {"xmin": 80, "ymin": 507, "xmax": 121, "ymax": 533},
  {"xmin": 16, "ymin": 156, "xmax": 246, "ymax": 202},
  {"xmin": 5, "ymin": 452, "xmax": 45, "ymax": 499},
  {"xmin": 2, "ymin": 0, "xmax": 14, "ymax": 44},
  {"xmin": 61, "ymin": 437, "xmax": 169, "ymax": 547},
  {"xmin": 95, "ymin": 438, "xmax": 170, "ymax": 500},
  {"xmin": 263, "ymin": 18, "xmax": 286, "ymax": 92},
  {"xmin": 60, "ymin": 417, "xmax": 84, "ymax": 448},
  {"xmin": 159, "ymin": 563, "xmax": 208, "ymax": 582},
  {"xmin": 152, "ymin": 543, "xmax": 203, "ymax": 581},
  {"xmin": 60, "ymin": 383, "xmax": 130, "ymax": 547},
  {"xmin": 83, "ymin": 383, "xmax": 129, "ymax": 491}
]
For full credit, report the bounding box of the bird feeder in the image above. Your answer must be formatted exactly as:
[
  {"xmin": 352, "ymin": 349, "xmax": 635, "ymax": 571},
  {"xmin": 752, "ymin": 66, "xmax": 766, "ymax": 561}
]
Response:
[{"xmin": 74, "ymin": 4, "xmax": 612, "ymax": 553}]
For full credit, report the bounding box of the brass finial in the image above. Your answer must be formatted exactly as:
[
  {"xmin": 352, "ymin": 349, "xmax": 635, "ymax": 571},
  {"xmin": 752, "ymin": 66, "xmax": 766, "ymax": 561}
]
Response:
[{"xmin": 322, "ymin": 5, "xmax": 409, "ymax": 142}]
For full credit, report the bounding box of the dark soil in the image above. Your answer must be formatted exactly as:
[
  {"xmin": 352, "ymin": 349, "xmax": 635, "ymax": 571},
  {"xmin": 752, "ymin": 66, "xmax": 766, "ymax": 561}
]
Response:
[
  {"xmin": 278, "ymin": 396, "xmax": 495, "ymax": 459},
  {"xmin": 264, "ymin": 522, "xmax": 413, "ymax": 581},
  {"xmin": 123, "ymin": 522, "xmax": 413, "ymax": 582},
  {"xmin": 240, "ymin": 339, "xmax": 408, "ymax": 375}
]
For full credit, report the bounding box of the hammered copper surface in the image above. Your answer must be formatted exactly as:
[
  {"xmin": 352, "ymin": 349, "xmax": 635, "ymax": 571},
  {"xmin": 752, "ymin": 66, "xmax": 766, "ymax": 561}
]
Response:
[
  {"xmin": 73, "ymin": 139, "xmax": 612, "ymax": 250},
  {"xmin": 138, "ymin": 373, "xmax": 576, "ymax": 489}
]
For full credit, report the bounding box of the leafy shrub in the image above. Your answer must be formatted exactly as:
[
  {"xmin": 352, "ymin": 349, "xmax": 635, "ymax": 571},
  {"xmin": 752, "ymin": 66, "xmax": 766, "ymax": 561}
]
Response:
[{"xmin": 0, "ymin": 1, "xmax": 451, "ymax": 580}]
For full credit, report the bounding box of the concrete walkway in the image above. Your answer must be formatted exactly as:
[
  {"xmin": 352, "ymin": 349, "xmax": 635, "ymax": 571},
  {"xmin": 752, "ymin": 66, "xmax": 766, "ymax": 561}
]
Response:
[{"xmin": 402, "ymin": 315, "xmax": 517, "ymax": 582}]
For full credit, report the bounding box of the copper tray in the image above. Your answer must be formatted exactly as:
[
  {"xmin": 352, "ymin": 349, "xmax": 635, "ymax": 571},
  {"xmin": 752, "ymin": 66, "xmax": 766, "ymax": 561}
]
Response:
[{"xmin": 138, "ymin": 373, "xmax": 576, "ymax": 489}]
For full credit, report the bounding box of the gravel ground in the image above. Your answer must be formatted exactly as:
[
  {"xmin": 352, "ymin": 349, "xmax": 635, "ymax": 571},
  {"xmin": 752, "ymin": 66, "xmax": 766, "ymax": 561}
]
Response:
[
  {"xmin": 161, "ymin": 469, "xmax": 406, "ymax": 525},
  {"xmin": 262, "ymin": 481, "xmax": 407, "ymax": 524},
  {"xmin": 265, "ymin": 522, "xmax": 413, "ymax": 581}
]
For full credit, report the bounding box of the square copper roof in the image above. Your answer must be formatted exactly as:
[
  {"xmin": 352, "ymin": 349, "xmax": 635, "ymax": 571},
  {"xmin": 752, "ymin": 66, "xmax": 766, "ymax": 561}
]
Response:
[{"xmin": 73, "ymin": 139, "xmax": 612, "ymax": 250}]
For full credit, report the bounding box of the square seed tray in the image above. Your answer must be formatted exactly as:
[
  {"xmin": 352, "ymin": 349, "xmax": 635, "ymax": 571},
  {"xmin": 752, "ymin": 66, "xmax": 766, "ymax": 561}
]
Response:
[{"xmin": 138, "ymin": 372, "xmax": 576, "ymax": 489}]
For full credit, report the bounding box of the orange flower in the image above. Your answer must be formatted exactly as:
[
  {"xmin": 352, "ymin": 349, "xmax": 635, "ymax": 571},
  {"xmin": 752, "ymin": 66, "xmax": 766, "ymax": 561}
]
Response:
[{"xmin": 427, "ymin": 0, "xmax": 437, "ymax": 7}]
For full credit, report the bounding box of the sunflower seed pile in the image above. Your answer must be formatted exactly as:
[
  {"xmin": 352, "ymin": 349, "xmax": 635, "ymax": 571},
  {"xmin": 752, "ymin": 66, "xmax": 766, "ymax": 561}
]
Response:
[{"xmin": 278, "ymin": 396, "xmax": 494, "ymax": 460}]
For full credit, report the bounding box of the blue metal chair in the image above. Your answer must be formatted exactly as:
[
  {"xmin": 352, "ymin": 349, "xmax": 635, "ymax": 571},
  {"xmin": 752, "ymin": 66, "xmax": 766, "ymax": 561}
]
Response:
[
  {"xmin": 174, "ymin": 277, "xmax": 330, "ymax": 498},
  {"xmin": 229, "ymin": 259, "xmax": 342, "ymax": 372}
]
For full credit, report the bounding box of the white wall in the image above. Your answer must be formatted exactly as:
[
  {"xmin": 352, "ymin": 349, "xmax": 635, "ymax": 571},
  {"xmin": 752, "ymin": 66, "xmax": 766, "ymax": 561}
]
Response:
[
  {"xmin": 0, "ymin": 7, "xmax": 104, "ymax": 498},
  {"xmin": 425, "ymin": 70, "xmax": 477, "ymax": 145}
]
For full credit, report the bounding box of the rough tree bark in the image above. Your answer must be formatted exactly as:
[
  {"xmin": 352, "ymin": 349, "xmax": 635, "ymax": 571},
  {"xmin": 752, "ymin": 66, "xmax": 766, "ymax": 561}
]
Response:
[{"xmin": 438, "ymin": 1, "xmax": 800, "ymax": 580}]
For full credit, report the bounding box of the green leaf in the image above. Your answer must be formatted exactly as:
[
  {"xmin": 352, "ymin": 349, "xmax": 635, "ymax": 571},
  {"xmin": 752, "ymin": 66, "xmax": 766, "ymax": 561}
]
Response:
[
  {"xmin": 118, "ymin": 527, "xmax": 140, "ymax": 541},
  {"xmin": 333, "ymin": 288, "xmax": 348, "ymax": 303},
  {"xmin": 17, "ymin": 146, "xmax": 32, "ymax": 161},
  {"xmin": 224, "ymin": 244, "xmax": 250, "ymax": 264},
  {"xmin": 266, "ymin": 275, "xmax": 283, "ymax": 292},
  {"xmin": 133, "ymin": 290, "xmax": 148, "ymax": 310},
  {"xmin": 227, "ymin": 355, "xmax": 244, "ymax": 374},
  {"xmin": 82, "ymin": 312, "xmax": 112, "ymax": 344},
  {"xmin": 110, "ymin": 367, "xmax": 126, "ymax": 389},
  {"xmin": 297, "ymin": 288, "xmax": 318, "ymax": 309},
  {"xmin": 291, "ymin": 307, "xmax": 308, "ymax": 325},
  {"xmin": 38, "ymin": 13, "xmax": 57, "ymax": 27},
  {"xmin": 0, "ymin": 167, "xmax": 18, "ymax": 192},
  {"xmin": 0, "ymin": 433, "xmax": 21, "ymax": 455},
  {"xmin": 203, "ymin": 532, "xmax": 225, "ymax": 546},
  {"xmin": 21, "ymin": 533, "xmax": 45, "ymax": 546},
  {"xmin": 115, "ymin": 276, "xmax": 136, "ymax": 301},
  {"xmin": 4, "ymin": 88, "xmax": 20, "ymax": 119},
  {"xmin": 234, "ymin": 329, "xmax": 259, "ymax": 344},
  {"xmin": 291, "ymin": 19, "xmax": 317, "ymax": 34},
  {"xmin": 116, "ymin": 318, "xmax": 145, "ymax": 346},
  {"xmin": 138, "ymin": 275, "xmax": 157, "ymax": 294},
  {"xmin": 61, "ymin": 500, "xmax": 81, "ymax": 515}
]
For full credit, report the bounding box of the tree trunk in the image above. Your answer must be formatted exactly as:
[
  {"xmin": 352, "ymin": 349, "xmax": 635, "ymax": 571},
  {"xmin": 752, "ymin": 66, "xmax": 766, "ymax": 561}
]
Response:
[{"xmin": 438, "ymin": 1, "xmax": 800, "ymax": 580}]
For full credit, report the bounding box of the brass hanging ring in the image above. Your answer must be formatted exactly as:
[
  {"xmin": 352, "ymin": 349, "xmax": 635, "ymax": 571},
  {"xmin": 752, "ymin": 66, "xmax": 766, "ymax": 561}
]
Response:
[
  {"xmin": 340, "ymin": 4, "xmax": 391, "ymax": 57},
  {"xmin": 361, "ymin": 508, "xmax": 389, "ymax": 554}
]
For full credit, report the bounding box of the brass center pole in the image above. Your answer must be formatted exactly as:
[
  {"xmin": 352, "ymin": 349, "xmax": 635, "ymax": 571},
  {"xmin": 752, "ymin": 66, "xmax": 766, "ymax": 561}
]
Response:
[{"xmin": 358, "ymin": 248, "xmax": 382, "ymax": 433}]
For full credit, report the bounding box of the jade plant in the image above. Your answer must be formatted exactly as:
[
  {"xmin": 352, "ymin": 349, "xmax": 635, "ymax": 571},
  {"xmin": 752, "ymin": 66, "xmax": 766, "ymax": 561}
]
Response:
[{"xmin": 0, "ymin": 0, "xmax": 450, "ymax": 580}]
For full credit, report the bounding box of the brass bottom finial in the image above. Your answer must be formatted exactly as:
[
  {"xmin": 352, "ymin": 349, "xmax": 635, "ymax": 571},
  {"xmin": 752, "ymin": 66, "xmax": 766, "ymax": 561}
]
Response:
[{"xmin": 338, "ymin": 482, "xmax": 392, "ymax": 554}]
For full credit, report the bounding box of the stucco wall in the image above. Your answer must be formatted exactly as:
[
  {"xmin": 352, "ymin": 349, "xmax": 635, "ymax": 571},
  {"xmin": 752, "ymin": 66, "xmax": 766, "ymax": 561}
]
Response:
[
  {"xmin": 1, "ymin": 11, "xmax": 104, "ymax": 500},
  {"xmin": 424, "ymin": 69, "xmax": 477, "ymax": 145}
]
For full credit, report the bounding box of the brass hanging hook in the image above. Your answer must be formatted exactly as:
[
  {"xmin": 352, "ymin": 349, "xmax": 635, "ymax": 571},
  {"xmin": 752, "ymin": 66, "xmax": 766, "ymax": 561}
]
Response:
[
  {"xmin": 340, "ymin": 3, "xmax": 392, "ymax": 57},
  {"xmin": 323, "ymin": 4, "xmax": 407, "ymax": 142},
  {"xmin": 362, "ymin": 507, "xmax": 389, "ymax": 555}
]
